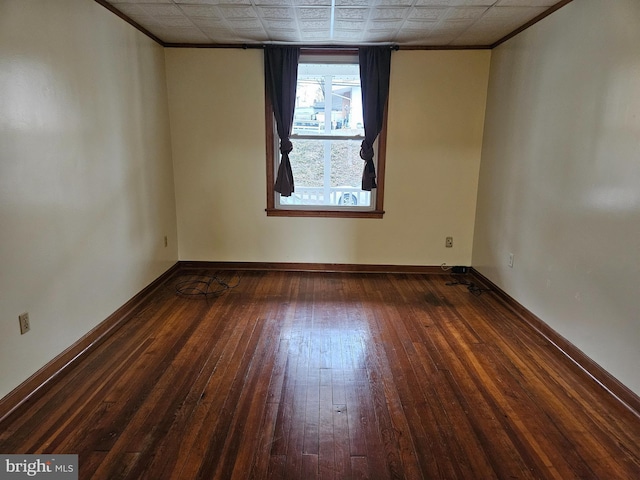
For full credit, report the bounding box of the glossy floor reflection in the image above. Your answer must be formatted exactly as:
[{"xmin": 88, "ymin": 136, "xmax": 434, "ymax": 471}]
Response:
[{"xmin": 1, "ymin": 270, "xmax": 639, "ymax": 479}]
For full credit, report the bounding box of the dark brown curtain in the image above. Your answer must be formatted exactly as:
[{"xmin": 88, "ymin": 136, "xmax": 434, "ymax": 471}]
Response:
[
  {"xmin": 264, "ymin": 47, "xmax": 300, "ymax": 197},
  {"xmin": 359, "ymin": 47, "xmax": 392, "ymax": 191}
]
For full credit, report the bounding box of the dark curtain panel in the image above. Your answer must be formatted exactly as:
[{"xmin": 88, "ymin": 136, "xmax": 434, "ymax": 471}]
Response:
[
  {"xmin": 359, "ymin": 47, "xmax": 392, "ymax": 191},
  {"xmin": 264, "ymin": 47, "xmax": 300, "ymax": 197}
]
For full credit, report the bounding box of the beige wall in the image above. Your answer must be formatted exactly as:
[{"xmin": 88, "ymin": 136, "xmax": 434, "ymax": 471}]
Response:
[
  {"xmin": 473, "ymin": 0, "xmax": 640, "ymax": 395},
  {"xmin": 166, "ymin": 49, "xmax": 490, "ymax": 266},
  {"xmin": 0, "ymin": 0, "xmax": 178, "ymax": 398}
]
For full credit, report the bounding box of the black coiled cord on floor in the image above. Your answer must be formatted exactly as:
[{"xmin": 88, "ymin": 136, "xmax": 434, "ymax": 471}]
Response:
[{"xmin": 174, "ymin": 274, "xmax": 240, "ymax": 298}]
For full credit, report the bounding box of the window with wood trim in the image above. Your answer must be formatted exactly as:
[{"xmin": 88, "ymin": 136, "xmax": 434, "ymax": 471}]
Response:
[{"xmin": 266, "ymin": 50, "xmax": 387, "ymax": 218}]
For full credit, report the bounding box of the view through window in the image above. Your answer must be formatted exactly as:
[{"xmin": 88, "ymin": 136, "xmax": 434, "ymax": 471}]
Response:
[{"xmin": 276, "ymin": 61, "xmax": 374, "ymax": 209}]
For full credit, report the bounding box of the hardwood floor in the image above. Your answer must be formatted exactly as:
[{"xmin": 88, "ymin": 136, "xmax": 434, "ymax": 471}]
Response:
[{"xmin": 1, "ymin": 270, "xmax": 639, "ymax": 479}]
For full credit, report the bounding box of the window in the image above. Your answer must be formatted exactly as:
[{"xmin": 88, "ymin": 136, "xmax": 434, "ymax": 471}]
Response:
[{"xmin": 266, "ymin": 50, "xmax": 387, "ymax": 218}]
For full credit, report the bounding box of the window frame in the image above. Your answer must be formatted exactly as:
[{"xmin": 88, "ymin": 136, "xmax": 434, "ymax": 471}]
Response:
[{"xmin": 265, "ymin": 49, "xmax": 387, "ymax": 219}]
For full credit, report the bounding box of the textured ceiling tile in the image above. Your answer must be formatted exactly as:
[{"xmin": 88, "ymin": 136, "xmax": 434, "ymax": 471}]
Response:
[
  {"xmin": 415, "ymin": 0, "xmax": 493, "ymax": 5},
  {"xmin": 198, "ymin": 26, "xmax": 234, "ymax": 38},
  {"xmin": 254, "ymin": 0, "xmax": 292, "ymax": 5},
  {"xmin": 159, "ymin": 16, "xmax": 196, "ymax": 28},
  {"xmin": 139, "ymin": 4, "xmax": 183, "ymax": 16},
  {"xmin": 296, "ymin": 7, "xmax": 331, "ymax": 19},
  {"xmin": 333, "ymin": 30, "xmax": 364, "ymax": 39},
  {"xmin": 368, "ymin": 19, "xmax": 404, "ymax": 29},
  {"xmin": 392, "ymin": 31, "xmax": 439, "ymax": 44},
  {"xmin": 375, "ymin": 0, "xmax": 414, "ymax": 6},
  {"xmin": 435, "ymin": 21, "xmax": 474, "ymax": 34},
  {"xmin": 292, "ymin": 0, "xmax": 332, "ymax": 5},
  {"xmin": 335, "ymin": 20, "xmax": 366, "ymax": 30},
  {"xmin": 363, "ymin": 32, "xmax": 397, "ymax": 42},
  {"xmin": 171, "ymin": 0, "xmax": 221, "ymax": 4},
  {"xmin": 125, "ymin": 13, "xmax": 165, "ymax": 27},
  {"xmin": 363, "ymin": 27, "xmax": 400, "ymax": 38},
  {"xmin": 218, "ymin": 6, "xmax": 258, "ymax": 19},
  {"xmin": 450, "ymin": 6, "xmax": 551, "ymax": 45},
  {"xmin": 442, "ymin": 6, "xmax": 488, "ymax": 21},
  {"xmin": 226, "ymin": 17, "xmax": 263, "ymax": 28},
  {"xmin": 399, "ymin": 33, "xmax": 457, "ymax": 45},
  {"xmin": 402, "ymin": 20, "xmax": 440, "ymax": 31},
  {"xmin": 110, "ymin": 0, "xmax": 172, "ymax": 3},
  {"xmin": 232, "ymin": 29, "xmax": 269, "ymax": 41},
  {"xmin": 372, "ymin": 8, "xmax": 408, "ymax": 20},
  {"xmin": 299, "ymin": 20, "xmax": 331, "ymax": 29},
  {"xmin": 335, "ymin": 8, "xmax": 369, "ymax": 20},
  {"xmin": 270, "ymin": 31, "xmax": 301, "ymax": 41},
  {"xmin": 177, "ymin": 5, "xmax": 221, "ymax": 18},
  {"xmin": 483, "ymin": 5, "xmax": 548, "ymax": 20},
  {"xmin": 496, "ymin": 0, "xmax": 558, "ymax": 6},
  {"xmin": 262, "ymin": 19, "xmax": 298, "ymax": 29},
  {"xmin": 189, "ymin": 17, "xmax": 226, "ymax": 28},
  {"xmin": 110, "ymin": 4, "xmax": 146, "ymax": 16},
  {"xmin": 336, "ymin": 0, "xmax": 370, "ymax": 6},
  {"xmin": 460, "ymin": 20, "xmax": 513, "ymax": 35},
  {"xmin": 258, "ymin": 6, "xmax": 295, "ymax": 18},
  {"xmin": 174, "ymin": 0, "xmax": 250, "ymax": 4},
  {"xmin": 450, "ymin": 32, "xmax": 497, "ymax": 44},
  {"xmin": 300, "ymin": 30, "xmax": 330, "ymax": 39},
  {"xmin": 407, "ymin": 7, "xmax": 448, "ymax": 21},
  {"xmin": 148, "ymin": 26, "xmax": 210, "ymax": 43},
  {"xmin": 392, "ymin": 30, "xmax": 426, "ymax": 42}
]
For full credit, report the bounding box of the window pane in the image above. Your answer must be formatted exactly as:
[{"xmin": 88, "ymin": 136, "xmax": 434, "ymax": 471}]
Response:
[
  {"xmin": 280, "ymin": 138, "xmax": 371, "ymax": 207},
  {"xmin": 290, "ymin": 139, "xmax": 324, "ymax": 188},
  {"xmin": 331, "ymin": 140, "xmax": 361, "ymax": 188},
  {"xmin": 293, "ymin": 63, "xmax": 364, "ymax": 136}
]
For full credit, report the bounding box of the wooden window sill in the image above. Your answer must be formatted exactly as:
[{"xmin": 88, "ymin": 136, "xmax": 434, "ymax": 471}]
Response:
[{"xmin": 266, "ymin": 208, "xmax": 384, "ymax": 219}]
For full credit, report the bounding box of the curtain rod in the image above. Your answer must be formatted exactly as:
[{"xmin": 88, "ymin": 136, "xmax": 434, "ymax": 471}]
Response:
[{"xmin": 253, "ymin": 44, "xmax": 399, "ymax": 50}]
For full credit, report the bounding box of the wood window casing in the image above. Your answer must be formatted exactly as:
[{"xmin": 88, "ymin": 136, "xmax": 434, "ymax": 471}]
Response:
[{"xmin": 265, "ymin": 51, "xmax": 387, "ymax": 219}]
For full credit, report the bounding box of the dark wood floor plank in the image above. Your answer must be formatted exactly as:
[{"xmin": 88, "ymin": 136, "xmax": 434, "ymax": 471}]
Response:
[
  {"xmin": 1, "ymin": 271, "xmax": 639, "ymax": 480},
  {"xmin": 450, "ymin": 289, "xmax": 640, "ymax": 477},
  {"xmin": 160, "ymin": 280, "xmax": 266, "ymax": 478},
  {"xmin": 391, "ymin": 299, "xmax": 499, "ymax": 478},
  {"xmin": 137, "ymin": 298, "xmax": 251, "ymax": 478},
  {"xmin": 318, "ymin": 382, "xmax": 336, "ymax": 480},
  {"xmin": 89, "ymin": 300, "xmax": 234, "ymax": 478},
  {"xmin": 189, "ymin": 309, "xmax": 268, "ymax": 478},
  {"xmin": 215, "ymin": 316, "xmax": 282, "ymax": 479},
  {"xmin": 424, "ymin": 299, "xmax": 542, "ymax": 479},
  {"xmin": 302, "ymin": 453, "xmax": 319, "ymax": 480},
  {"xmin": 0, "ymin": 291, "xmax": 180, "ymax": 452},
  {"xmin": 359, "ymin": 276, "xmax": 425, "ymax": 479},
  {"xmin": 303, "ymin": 373, "xmax": 320, "ymax": 455}
]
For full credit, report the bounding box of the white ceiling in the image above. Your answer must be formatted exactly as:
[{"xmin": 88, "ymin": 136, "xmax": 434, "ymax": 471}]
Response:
[{"xmin": 101, "ymin": 0, "xmax": 570, "ymax": 48}]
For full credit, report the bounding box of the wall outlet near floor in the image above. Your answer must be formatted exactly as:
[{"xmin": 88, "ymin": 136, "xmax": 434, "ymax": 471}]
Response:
[
  {"xmin": 19, "ymin": 312, "xmax": 30, "ymax": 334},
  {"xmin": 445, "ymin": 236, "xmax": 453, "ymax": 248},
  {"xmin": 164, "ymin": 235, "xmax": 168, "ymax": 248},
  {"xmin": 508, "ymin": 253, "xmax": 514, "ymax": 268}
]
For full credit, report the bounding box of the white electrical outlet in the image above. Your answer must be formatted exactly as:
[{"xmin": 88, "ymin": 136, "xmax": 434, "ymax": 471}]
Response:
[
  {"xmin": 19, "ymin": 312, "xmax": 30, "ymax": 334},
  {"xmin": 508, "ymin": 253, "xmax": 514, "ymax": 268},
  {"xmin": 446, "ymin": 236, "xmax": 453, "ymax": 248}
]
